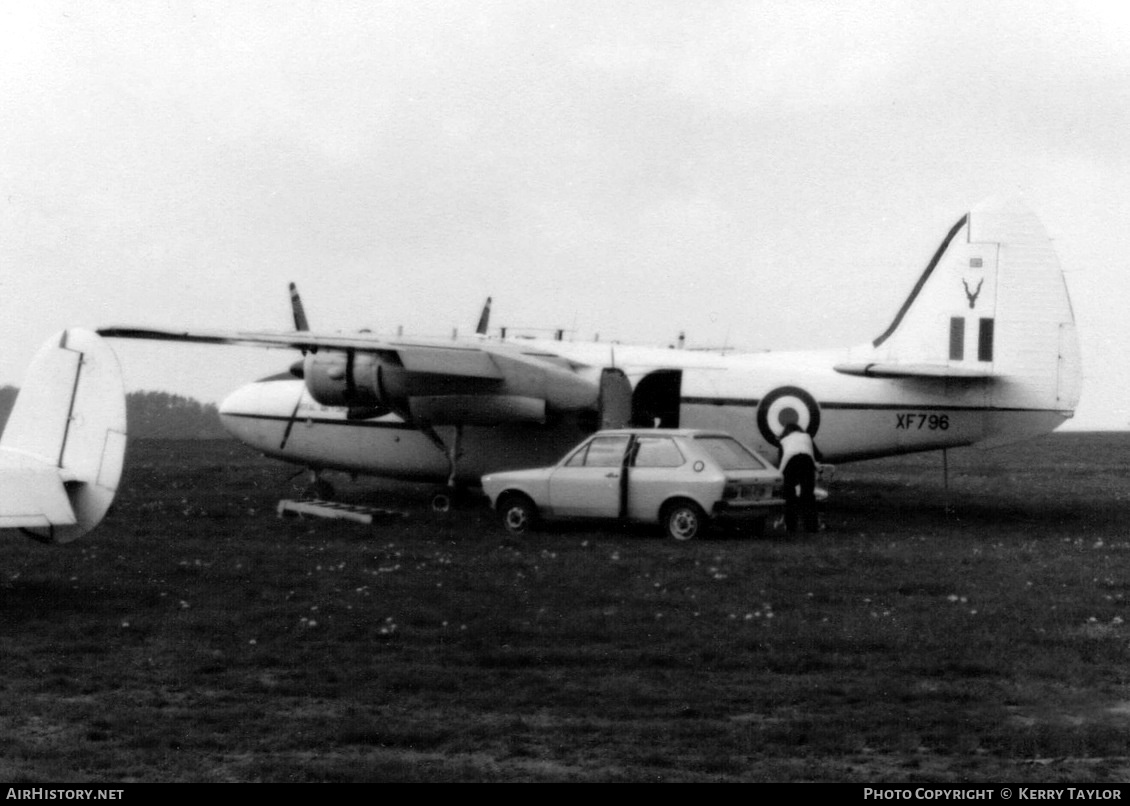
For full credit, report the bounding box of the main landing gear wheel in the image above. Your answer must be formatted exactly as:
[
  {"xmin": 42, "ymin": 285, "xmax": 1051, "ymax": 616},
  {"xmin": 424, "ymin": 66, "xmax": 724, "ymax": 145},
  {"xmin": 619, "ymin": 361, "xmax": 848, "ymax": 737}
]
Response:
[
  {"xmin": 431, "ymin": 485, "xmax": 476, "ymax": 512},
  {"xmin": 292, "ymin": 469, "xmax": 335, "ymax": 501},
  {"xmin": 311, "ymin": 477, "xmax": 336, "ymax": 501},
  {"xmin": 663, "ymin": 501, "xmax": 706, "ymax": 541}
]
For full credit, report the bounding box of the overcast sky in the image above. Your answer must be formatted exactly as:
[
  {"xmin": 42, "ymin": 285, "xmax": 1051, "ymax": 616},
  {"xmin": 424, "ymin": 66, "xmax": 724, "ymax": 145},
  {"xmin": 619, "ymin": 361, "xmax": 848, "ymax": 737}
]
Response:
[{"xmin": 1, "ymin": 0, "xmax": 1127, "ymax": 430}]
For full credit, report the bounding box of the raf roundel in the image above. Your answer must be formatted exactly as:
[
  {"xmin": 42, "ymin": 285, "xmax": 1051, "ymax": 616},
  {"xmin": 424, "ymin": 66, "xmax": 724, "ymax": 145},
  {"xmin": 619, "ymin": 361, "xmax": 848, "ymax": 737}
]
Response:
[{"xmin": 756, "ymin": 386, "xmax": 821, "ymax": 446}]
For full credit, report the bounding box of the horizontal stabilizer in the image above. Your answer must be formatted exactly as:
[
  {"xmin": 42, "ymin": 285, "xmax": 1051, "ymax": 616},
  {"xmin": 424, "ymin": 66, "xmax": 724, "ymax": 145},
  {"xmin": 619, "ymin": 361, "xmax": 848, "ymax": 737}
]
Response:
[
  {"xmin": 833, "ymin": 362, "xmax": 995, "ymax": 379},
  {"xmin": 0, "ymin": 462, "xmax": 78, "ymax": 530}
]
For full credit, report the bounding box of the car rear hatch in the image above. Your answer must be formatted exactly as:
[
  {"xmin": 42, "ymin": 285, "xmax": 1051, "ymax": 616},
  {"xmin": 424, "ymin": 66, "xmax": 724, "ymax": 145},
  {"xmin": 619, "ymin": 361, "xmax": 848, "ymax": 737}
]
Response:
[{"xmin": 720, "ymin": 472, "xmax": 785, "ymax": 509}]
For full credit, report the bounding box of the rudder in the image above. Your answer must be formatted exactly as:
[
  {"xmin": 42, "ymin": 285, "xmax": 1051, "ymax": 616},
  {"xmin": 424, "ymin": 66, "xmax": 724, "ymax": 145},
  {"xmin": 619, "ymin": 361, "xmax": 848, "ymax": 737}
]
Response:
[
  {"xmin": 865, "ymin": 198, "xmax": 1081, "ymax": 414},
  {"xmin": 0, "ymin": 329, "xmax": 127, "ymax": 542}
]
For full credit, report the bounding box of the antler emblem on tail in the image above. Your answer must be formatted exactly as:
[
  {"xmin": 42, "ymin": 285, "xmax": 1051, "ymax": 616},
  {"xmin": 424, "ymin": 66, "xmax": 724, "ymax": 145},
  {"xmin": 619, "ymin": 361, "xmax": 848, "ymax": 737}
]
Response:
[{"xmin": 962, "ymin": 278, "xmax": 983, "ymax": 309}]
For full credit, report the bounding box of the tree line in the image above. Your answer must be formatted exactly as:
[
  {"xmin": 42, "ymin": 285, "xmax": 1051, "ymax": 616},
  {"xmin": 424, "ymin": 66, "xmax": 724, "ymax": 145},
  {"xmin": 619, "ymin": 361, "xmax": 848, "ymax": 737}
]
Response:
[{"xmin": 0, "ymin": 387, "xmax": 227, "ymax": 439}]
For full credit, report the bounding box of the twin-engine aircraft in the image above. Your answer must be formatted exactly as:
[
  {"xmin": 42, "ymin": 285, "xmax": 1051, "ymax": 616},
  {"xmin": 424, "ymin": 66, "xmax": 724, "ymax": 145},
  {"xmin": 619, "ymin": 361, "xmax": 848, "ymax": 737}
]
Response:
[
  {"xmin": 100, "ymin": 198, "xmax": 1081, "ymax": 502},
  {"xmin": 1, "ymin": 329, "xmax": 127, "ymax": 542}
]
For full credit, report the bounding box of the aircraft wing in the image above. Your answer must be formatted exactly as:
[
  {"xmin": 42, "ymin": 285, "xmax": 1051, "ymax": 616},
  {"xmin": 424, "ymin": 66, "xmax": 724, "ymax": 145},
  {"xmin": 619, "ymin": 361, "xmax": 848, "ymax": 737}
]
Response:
[
  {"xmin": 833, "ymin": 362, "xmax": 995, "ymax": 379},
  {"xmin": 100, "ymin": 323, "xmax": 614, "ymax": 427},
  {"xmin": 98, "ymin": 326, "xmax": 505, "ymax": 379},
  {"xmin": 0, "ymin": 461, "xmax": 78, "ymax": 530}
]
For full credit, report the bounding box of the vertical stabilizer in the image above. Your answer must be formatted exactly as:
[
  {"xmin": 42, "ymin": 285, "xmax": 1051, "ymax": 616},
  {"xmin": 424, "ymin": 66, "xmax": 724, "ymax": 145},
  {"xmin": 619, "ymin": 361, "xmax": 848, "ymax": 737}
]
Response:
[
  {"xmin": 851, "ymin": 198, "xmax": 1081, "ymax": 418},
  {"xmin": 0, "ymin": 329, "xmax": 127, "ymax": 542}
]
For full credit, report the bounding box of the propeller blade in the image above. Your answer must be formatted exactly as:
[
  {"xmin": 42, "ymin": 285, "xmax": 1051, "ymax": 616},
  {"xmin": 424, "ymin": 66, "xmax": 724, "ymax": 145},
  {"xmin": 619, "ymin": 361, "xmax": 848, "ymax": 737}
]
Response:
[
  {"xmin": 290, "ymin": 282, "xmax": 310, "ymax": 332},
  {"xmin": 279, "ymin": 393, "xmax": 304, "ymax": 450},
  {"xmin": 475, "ymin": 297, "xmax": 492, "ymax": 336}
]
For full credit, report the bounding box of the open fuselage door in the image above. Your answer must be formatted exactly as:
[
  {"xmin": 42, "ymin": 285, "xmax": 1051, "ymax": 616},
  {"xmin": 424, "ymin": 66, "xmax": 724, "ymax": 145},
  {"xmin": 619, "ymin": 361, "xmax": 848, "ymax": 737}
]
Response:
[
  {"xmin": 599, "ymin": 367, "xmax": 633, "ymax": 430},
  {"xmin": 632, "ymin": 369, "xmax": 682, "ymax": 428}
]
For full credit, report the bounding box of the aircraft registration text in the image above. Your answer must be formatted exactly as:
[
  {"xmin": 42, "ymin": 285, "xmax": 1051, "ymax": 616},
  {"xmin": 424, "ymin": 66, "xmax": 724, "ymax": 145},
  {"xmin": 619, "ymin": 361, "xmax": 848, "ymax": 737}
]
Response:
[{"xmin": 895, "ymin": 413, "xmax": 950, "ymax": 431}]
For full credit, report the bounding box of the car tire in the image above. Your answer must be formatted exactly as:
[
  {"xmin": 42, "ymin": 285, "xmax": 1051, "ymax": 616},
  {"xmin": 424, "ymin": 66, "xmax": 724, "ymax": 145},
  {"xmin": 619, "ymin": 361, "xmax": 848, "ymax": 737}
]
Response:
[
  {"xmin": 499, "ymin": 493, "xmax": 538, "ymax": 536},
  {"xmin": 663, "ymin": 500, "xmax": 706, "ymax": 541}
]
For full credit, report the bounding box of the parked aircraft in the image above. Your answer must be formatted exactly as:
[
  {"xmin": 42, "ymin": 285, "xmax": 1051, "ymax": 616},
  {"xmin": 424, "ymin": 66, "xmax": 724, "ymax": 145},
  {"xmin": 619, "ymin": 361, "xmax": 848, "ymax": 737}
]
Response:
[
  {"xmin": 1, "ymin": 329, "xmax": 127, "ymax": 542},
  {"xmin": 100, "ymin": 198, "xmax": 1081, "ymax": 504}
]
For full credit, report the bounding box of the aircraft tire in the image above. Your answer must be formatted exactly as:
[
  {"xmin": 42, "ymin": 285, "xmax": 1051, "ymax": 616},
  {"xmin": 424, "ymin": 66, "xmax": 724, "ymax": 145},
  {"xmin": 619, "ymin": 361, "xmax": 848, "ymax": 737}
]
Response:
[{"xmin": 311, "ymin": 477, "xmax": 335, "ymax": 501}]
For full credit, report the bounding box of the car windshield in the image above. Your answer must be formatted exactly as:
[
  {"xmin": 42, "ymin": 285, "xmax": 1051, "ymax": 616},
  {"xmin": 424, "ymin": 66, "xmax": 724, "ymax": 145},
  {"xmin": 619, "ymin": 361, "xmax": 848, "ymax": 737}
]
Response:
[{"xmin": 695, "ymin": 435, "xmax": 768, "ymax": 470}]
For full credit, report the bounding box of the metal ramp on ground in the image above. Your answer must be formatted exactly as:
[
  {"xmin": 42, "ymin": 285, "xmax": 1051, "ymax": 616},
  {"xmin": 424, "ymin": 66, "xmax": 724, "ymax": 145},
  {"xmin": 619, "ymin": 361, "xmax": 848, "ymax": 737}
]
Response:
[{"xmin": 276, "ymin": 499, "xmax": 407, "ymax": 524}]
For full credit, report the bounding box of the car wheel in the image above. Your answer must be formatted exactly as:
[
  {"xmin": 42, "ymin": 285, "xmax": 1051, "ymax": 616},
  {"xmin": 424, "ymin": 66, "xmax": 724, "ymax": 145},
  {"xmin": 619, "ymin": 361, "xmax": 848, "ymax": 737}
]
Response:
[
  {"xmin": 499, "ymin": 494, "xmax": 538, "ymax": 536},
  {"xmin": 663, "ymin": 500, "xmax": 706, "ymax": 541}
]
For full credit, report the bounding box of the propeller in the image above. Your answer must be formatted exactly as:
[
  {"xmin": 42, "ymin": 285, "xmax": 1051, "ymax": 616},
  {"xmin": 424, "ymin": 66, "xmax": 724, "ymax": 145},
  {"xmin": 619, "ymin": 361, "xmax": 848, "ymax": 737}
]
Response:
[
  {"xmin": 283, "ymin": 289, "xmax": 497, "ymax": 453},
  {"xmin": 280, "ymin": 282, "xmax": 312, "ymax": 448},
  {"xmin": 476, "ymin": 296, "xmax": 492, "ymax": 336},
  {"xmin": 290, "ymin": 281, "xmax": 310, "ymax": 331},
  {"xmin": 288, "ymin": 281, "xmax": 311, "ymax": 378}
]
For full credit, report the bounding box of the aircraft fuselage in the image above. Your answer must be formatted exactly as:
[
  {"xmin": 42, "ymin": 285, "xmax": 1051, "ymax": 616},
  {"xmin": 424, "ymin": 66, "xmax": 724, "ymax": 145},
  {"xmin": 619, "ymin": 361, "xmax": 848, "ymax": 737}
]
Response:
[{"xmin": 218, "ymin": 339, "xmax": 1071, "ymax": 485}]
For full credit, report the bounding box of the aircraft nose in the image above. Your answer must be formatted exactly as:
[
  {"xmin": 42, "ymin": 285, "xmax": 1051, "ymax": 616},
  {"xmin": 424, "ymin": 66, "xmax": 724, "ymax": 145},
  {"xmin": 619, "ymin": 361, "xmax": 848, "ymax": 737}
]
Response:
[
  {"xmin": 220, "ymin": 377, "xmax": 308, "ymax": 418},
  {"xmin": 219, "ymin": 382, "xmax": 260, "ymax": 418},
  {"xmin": 218, "ymin": 378, "xmax": 306, "ymax": 449},
  {"xmin": 218, "ymin": 382, "xmax": 263, "ymax": 441}
]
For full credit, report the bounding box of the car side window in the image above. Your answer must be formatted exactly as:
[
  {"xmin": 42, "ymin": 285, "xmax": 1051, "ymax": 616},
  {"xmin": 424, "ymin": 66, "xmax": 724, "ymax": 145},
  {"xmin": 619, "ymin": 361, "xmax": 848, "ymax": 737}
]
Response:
[
  {"xmin": 631, "ymin": 437, "xmax": 685, "ymax": 468},
  {"xmin": 696, "ymin": 435, "xmax": 768, "ymax": 470},
  {"xmin": 581, "ymin": 435, "xmax": 630, "ymax": 468},
  {"xmin": 564, "ymin": 444, "xmax": 589, "ymax": 467}
]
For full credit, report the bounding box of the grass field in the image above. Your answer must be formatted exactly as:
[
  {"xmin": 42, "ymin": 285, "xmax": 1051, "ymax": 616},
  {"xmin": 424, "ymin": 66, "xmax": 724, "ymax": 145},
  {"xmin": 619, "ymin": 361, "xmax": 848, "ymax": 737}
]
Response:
[{"xmin": 1, "ymin": 432, "xmax": 1128, "ymax": 782}]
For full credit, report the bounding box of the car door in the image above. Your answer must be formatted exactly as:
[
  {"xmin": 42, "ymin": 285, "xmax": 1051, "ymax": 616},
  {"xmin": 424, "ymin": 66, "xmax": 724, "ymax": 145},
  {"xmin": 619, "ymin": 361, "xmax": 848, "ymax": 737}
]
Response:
[
  {"xmin": 625, "ymin": 435, "xmax": 688, "ymax": 521},
  {"xmin": 548, "ymin": 434, "xmax": 630, "ymax": 518}
]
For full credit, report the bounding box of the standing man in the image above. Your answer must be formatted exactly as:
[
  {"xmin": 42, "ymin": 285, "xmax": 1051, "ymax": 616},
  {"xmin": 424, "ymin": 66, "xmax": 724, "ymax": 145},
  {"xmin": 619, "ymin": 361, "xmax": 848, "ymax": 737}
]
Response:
[{"xmin": 777, "ymin": 419, "xmax": 821, "ymax": 533}]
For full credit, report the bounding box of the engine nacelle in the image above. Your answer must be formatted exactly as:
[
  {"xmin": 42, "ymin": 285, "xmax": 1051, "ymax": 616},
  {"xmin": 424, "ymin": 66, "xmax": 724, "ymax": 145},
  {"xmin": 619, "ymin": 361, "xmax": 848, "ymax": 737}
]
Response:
[
  {"xmin": 302, "ymin": 346, "xmax": 605, "ymax": 425},
  {"xmin": 303, "ymin": 350, "xmax": 408, "ymax": 410},
  {"xmin": 407, "ymin": 395, "xmax": 546, "ymax": 425}
]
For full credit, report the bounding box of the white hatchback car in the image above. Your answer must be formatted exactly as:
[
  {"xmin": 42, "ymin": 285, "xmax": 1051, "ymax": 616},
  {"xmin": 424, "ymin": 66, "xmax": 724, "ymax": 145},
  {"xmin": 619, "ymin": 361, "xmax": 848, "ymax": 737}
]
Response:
[{"xmin": 481, "ymin": 429, "xmax": 785, "ymax": 540}]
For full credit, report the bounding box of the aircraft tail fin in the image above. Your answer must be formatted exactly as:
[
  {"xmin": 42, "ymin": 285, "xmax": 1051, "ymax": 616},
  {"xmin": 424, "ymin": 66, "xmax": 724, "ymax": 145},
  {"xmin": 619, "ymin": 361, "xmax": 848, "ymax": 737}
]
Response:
[
  {"xmin": 0, "ymin": 329, "xmax": 127, "ymax": 543},
  {"xmin": 838, "ymin": 198, "xmax": 1082, "ymax": 418}
]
